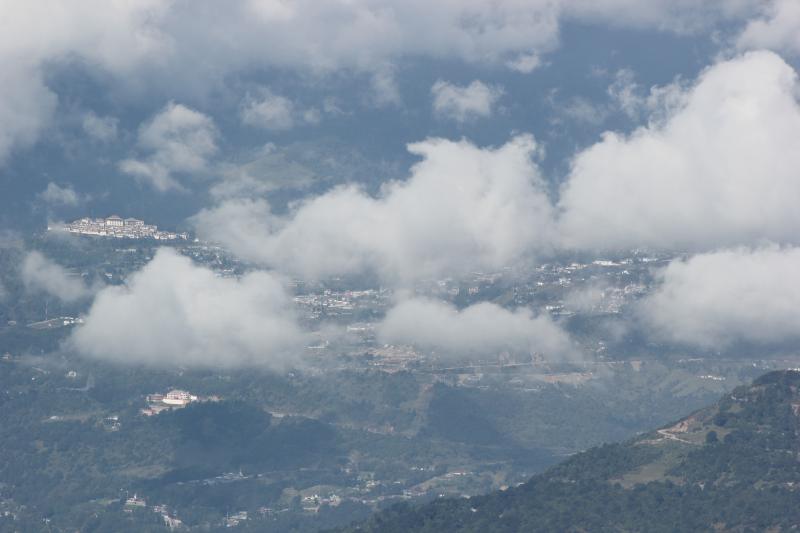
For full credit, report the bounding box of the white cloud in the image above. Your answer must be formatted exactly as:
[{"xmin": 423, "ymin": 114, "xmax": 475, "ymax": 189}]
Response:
[
  {"xmin": 505, "ymin": 52, "xmax": 542, "ymax": 73},
  {"xmin": 431, "ymin": 80, "xmax": 503, "ymax": 122},
  {"xmin": 21, "ymin": 251, "xmax": 92, "ymax": 302},
  {"xmin": 239, "ymin": 88, "xmax": 325, "ymax": 130},
  {"xmin": 171, "ymin": 0, "xmax": 760, "ymax": 72},
  {"xmin": 368, "ymin": 65, "xmax": 402, "ymax": 107},
  {"xmin": 195, "ymin": 51, "xmax": 800, "ymax": 288},
  {"xmin": 559, "ymin": 96, "xmax": 609, "ymax": 126},
  {"xmin": 70, "ymin": 247, "xmax": 304, "ymax": 368},
  {"xmin": 0, "ymin": 64, "xmax": 58, "ymax": 163},
  {"xmin": 0, "ymin": 0, "xmax": 166, "ymax": 162},
  {"xmin": 240, "ymin": 89, "xmax": 298, "ymax": 130},
  {"xmin": 191, "ymin": 198, "xmax": 277, "ymax": 258},
  {"xmin": 605, "ymin": 68, "xmax": 692, "ymax": 124},
  {"xmin": 558, "ymin": 50, "xmax": 800, "ymax": 251},
  {"xmin": 640, "ymin": 246, "xmax": 800, "ymax": 348},
  {"xmin": 0, "ymin": 0, "xmax": 548, "ymax": 161},
  {"xmin": 193, "ymin": 135, "xmax": 554, "ymax": 282},
  {"xmin": 82, "ymin": 111, "xmax": 119, "ymax": 142},
  {"xmin": 564, "ymin": 282, "xmax": 611, "ymax": 314},
  {"xmin": 606, "ymin": 68, "xmax": 642, "ymax": 119},
  {"xmin": 302, "ymin": 107, "xmax": 322, "ymax": 125},
  {"xmin": 38, "ymin": 182, "xmax": 84, "ymax": 207},
  {"xmin": 0, "ymin": 1, "xmax": 768, "ymax": 162},
  {"xmin": 737, "ymin": 0, "xmax": 800, "ymax": 56},
  {"xmin": 187, "ymin": 0, "xmax": 564, "ymax": 72},
  {"xmin": 119, "ymin": 102, "xmax": 218, "ymax": 191},
  {"xmin": 378, "ymin": 298, "xmax": 575, "ymax": 360},
  {"xmin": 563, "ymin": 0, "xmax": 760, "ymax": 33}
]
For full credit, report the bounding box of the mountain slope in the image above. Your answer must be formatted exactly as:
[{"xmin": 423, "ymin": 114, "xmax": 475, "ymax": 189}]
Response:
[{"xmin": 344, "ymin": 370, "xmax": 800, "ymax": 532}]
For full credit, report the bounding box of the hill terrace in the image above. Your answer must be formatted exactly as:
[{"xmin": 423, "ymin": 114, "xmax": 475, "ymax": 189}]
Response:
[{"xmin": 53, "ymin": 216, "xmax": 188, "ymax": 240}]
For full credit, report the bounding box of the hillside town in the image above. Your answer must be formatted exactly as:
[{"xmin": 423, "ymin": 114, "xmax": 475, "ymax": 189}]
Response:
[{"xmin": 55, "ymin": 216, "xmax": 188, "ymax": 240}]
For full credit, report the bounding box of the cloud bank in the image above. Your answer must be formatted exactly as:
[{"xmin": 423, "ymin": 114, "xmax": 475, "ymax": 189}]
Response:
[
  {"xmin": 0, "ymin": 0, "xmax": 166, "ymax": 162},
  {"xmin": 6, "ymin": 3, "xmax": 797, "ymax": 369},
  {"xmin": 640, "ymin": 247, "xmax": 800, "ymax": 349},
  {"xmin": 557, "ymin": 51, "xmax": 800, "ymax": 251},
  {"xmin": 184, "ymin": 49, "xmax": 800, "ymax": 366},
  {"xmin": 197, "ymin": 51, "xmax": 800, "ymax": 281},
  {"xmin": 378, "ymin": 298, "xmax": 575, "ymax": 360},
  {"xmin": 21, "ymin": 251, "xmax": 92, "ymax": 302},
  {"xmin": 70, "ymin": 248, "xmax": 304, "ymax": 368},
  {"xmin": 194, "ymin": 134, "xmax": 554, "ymax": 282},
  {"xmin": 0, "ymin": 0, "xmax": 775, "ymax": 164}
]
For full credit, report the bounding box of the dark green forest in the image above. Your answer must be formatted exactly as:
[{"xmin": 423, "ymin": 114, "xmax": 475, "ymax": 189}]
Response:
[{"xmin": 344, "ymin": 370, "xmax": 800, "ymax": 532}]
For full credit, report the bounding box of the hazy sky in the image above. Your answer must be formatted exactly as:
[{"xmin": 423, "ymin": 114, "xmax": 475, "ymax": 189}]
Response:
[{"xmin": 5, "ymin": 1, "xmax": 800, "ymax": 366}]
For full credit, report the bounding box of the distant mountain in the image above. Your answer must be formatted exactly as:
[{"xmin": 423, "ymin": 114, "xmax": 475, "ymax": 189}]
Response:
[{"xmin": 344, "ymin": 370, "xmax": 800, "ymax": 532}]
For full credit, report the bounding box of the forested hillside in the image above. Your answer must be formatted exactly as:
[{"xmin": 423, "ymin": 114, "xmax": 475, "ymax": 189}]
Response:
[{"xmin": 345, "ymin": 370, "xmax": 800, "ymax": 532}]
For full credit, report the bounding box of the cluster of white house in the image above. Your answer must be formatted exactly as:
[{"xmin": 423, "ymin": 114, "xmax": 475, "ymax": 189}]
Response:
[
  {"xmin": 58, "ymin": 215, "xmax": 188, "ymax": 240},
  {"xmin": 124, "ymin": 496, "xmax": 184, "ymax": 529}
]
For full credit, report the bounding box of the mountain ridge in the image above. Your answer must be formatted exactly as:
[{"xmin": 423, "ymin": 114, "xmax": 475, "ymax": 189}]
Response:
[{"xmin": 343, "ymin": 370, "xmax": 800, "ymax": 532}]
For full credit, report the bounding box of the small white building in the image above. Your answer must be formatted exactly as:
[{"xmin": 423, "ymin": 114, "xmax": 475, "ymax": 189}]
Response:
[
  {"xmin": 162, "ymin": 389, "xmax": 197, "ymax": 406},
  {"xmin": 124, "ymin": 218, "xmax": 144, "ymax": 227},
  {"xmin": 125, "ymin": 494, "xmax": 146, "ymax": 508},
  {"xmin": 105, "ymin": 215, "xmax": 124, "ymax": 227}
]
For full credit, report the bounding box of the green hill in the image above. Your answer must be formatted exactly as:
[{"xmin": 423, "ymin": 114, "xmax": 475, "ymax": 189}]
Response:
[{"xmin": 344, "ymin": 370, "xmax": 800, "ymax": 532}]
